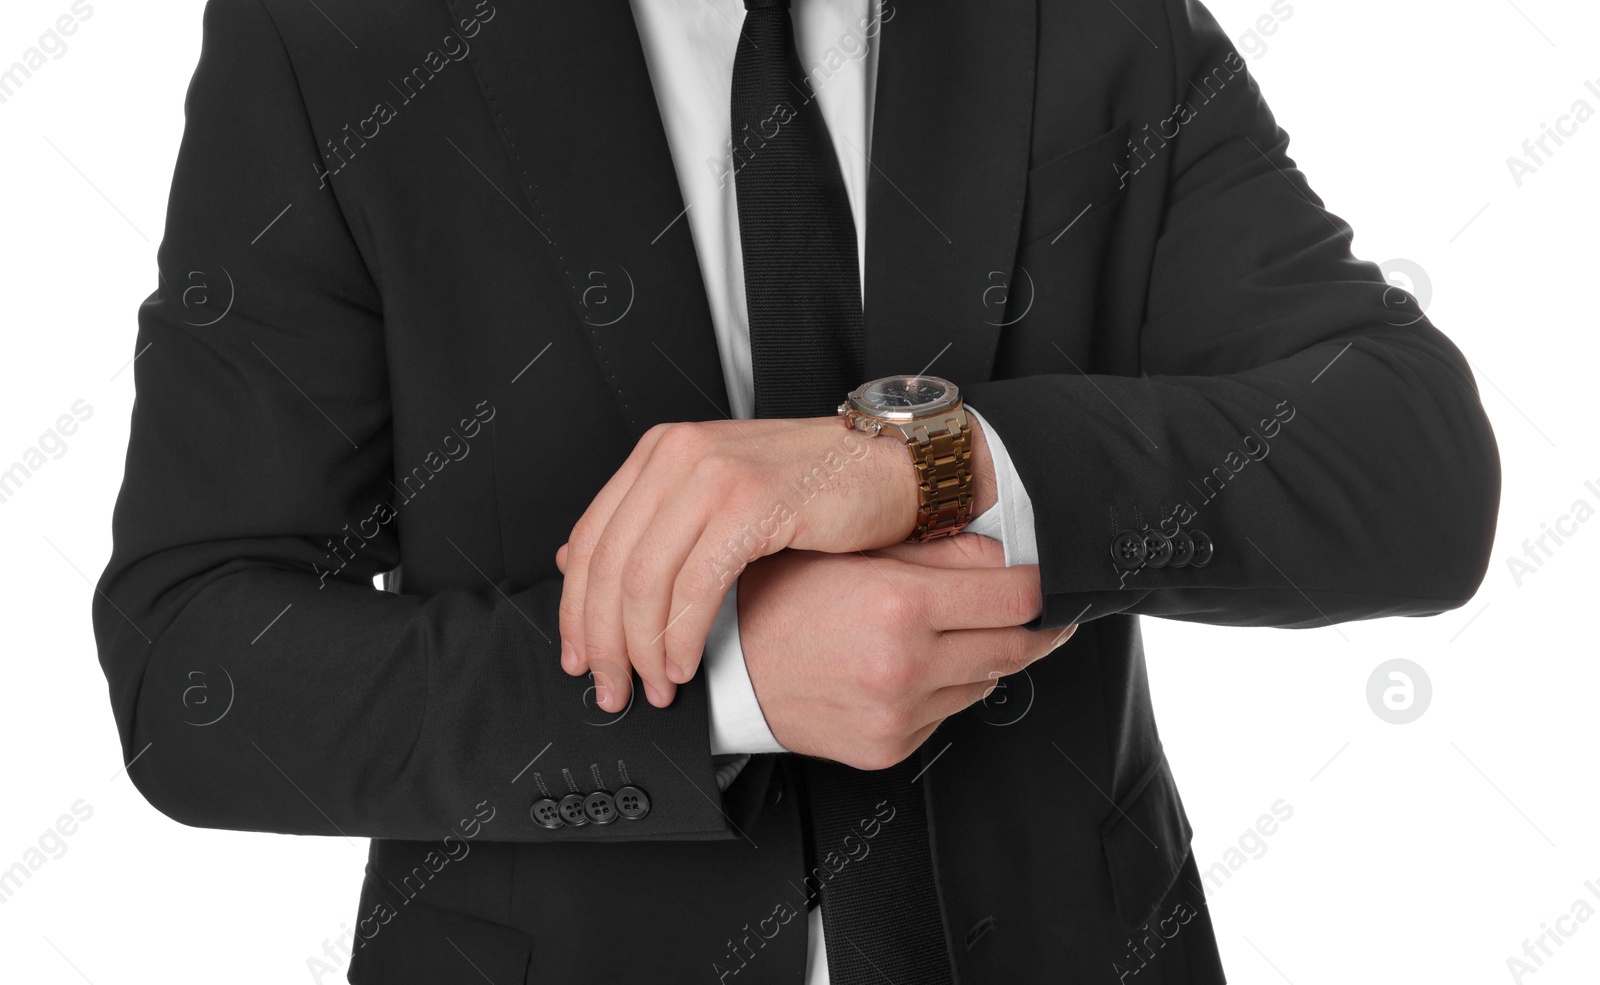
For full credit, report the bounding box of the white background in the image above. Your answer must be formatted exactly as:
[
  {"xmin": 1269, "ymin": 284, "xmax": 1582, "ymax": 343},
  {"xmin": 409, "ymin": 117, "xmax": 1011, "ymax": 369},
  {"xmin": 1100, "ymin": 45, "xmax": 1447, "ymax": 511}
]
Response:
[{"xmin": 1, "ymin": 1, "xmax": 1596, "ymax": 982}]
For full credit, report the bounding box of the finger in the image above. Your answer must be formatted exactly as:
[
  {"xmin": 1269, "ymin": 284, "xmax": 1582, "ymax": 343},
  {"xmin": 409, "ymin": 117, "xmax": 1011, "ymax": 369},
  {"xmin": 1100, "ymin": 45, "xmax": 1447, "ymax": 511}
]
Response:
[
  {"xmin": 559, "ymin": 425, "xmax": 671, "ymax": 674},
  {"xmin": 586, "ymin": 470, "xmax": 698, "ymax": 709},
  {"xmin": 584, "ymin": 661, "xmax": 634, "ymax": 715},
  {"xmin": 555, "ymin": 543, "xmax": 569, "ymax": 574},
  {"xmin": 928, "ymin": 622, "xmax": 1077, "ymax": 689},
  {"xmin": 619, "ymin": 497, "xmax": 719, "ymax": 702},
  {"xmin": 583, "ymin": 536, "xmax": 642, "ymax": 711},
  {"xmin": 899, "ymin": 562, "xmax": 1043, "ymax": 632},
  {"xmin": 660, "ymin": 520, "xmax": 755, "ymax": 683},
  {"xmin": 587, "ymin": 665, "xmax": 632, "ymax": 722},
  {"xmin": 905, "ymin": 625, "xmax": 1078, "ymax": 735},
  {"xmin": 560, "ymin": 449, "xmax": 654, "ymax": 673},
  {"xmin": 924, "ymin": 649, "xmax": 1058, "ymax": 727},
  {"xmin": 924, "ymin": 677, "xmax": 1013, "ymax": 723},
  {"xmin": 869, "ymin": 533, "xmax": 1007, "ymax": 569}
]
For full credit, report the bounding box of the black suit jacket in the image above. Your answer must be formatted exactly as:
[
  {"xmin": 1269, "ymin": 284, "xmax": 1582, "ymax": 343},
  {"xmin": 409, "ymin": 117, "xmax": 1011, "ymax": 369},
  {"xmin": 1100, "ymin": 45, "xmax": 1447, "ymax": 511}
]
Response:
[{"xmin": 94, "ymin": 0, "xmax": 1499, "ymax": 981}]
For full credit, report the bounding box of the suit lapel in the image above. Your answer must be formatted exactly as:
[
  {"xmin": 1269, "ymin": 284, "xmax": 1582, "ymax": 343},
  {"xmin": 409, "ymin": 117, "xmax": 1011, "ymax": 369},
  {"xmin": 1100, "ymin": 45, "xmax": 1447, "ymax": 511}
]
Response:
[
  {"xmin": 448, "ymin": 0, "xmax": 1037, "ymax": 434},
  {"xmin": 447, "ymin": 0, "xmax": 732, "ymax": 438},
  {"xmin": 864, "ymin": 0, "xmax": 1037, "ymax": 386}
]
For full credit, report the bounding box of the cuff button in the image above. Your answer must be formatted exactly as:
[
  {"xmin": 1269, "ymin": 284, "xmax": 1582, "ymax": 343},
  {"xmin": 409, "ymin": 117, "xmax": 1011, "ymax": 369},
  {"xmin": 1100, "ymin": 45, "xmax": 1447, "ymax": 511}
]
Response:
[
  {"xmin": 1167, "ymin": 530, "xmax": 1193, "ymax": 568},
  {"xmin": 584, "ymin": 790, "xmax": 618, "ymax": 825},
  {"xmin": 615, "ymin": 785, "xmax": 651, "ymax": 820},
  {"xmin": 1189, "ymin": 530, "xmax": 1214, "ymax": 568},
  {"xmin": 1110, "ymin": 530, "xmax": 1147, "ymax": 570},
  {"xmin": 558, "ymin": 793, "xmax": 590, "ymax": 826},
  {"xmin": 1141, "ymin": 529, "xmax": 1173, "ymax": 568},
  {"xmin": 530, "ymin": 798, "xmax": 564, "ymax": 829}
]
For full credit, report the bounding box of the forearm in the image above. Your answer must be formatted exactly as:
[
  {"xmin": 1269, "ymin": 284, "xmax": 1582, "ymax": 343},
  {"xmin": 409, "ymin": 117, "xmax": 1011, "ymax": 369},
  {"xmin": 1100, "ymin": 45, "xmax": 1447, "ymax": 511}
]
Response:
[
  {"xmin": 97, "ymin": 553, "xmax": 730, "ymax": 841},
  {"xmin": 963, "ymin": 329, "xmax": 1498, "ymax": 629}
]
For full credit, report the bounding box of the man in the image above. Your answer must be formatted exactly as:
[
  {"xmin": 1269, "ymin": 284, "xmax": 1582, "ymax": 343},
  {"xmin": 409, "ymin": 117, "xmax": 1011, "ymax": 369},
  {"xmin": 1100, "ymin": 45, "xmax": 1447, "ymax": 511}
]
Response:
[{"xmin": 94, "ymin": 0, "xmax": 1499, "ymax": 982}]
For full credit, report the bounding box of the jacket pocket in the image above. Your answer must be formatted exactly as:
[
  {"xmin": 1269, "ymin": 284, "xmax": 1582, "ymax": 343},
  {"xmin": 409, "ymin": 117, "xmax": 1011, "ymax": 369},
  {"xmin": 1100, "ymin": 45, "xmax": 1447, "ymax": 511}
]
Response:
[
  {"xmin": 1018, "ymin": 122, "xmax": 1130, "ymax": 245},
  {"xmin": 1098, "ymin": 753, "xmax": 1194, "ymax": 931}
]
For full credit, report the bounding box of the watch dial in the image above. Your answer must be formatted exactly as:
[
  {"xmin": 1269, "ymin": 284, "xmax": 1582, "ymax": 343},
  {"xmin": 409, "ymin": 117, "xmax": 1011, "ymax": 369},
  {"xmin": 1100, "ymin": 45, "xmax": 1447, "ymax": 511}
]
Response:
[{"xmin": 863, "ymin": 376, "xmax": 949, "ymax": 411}]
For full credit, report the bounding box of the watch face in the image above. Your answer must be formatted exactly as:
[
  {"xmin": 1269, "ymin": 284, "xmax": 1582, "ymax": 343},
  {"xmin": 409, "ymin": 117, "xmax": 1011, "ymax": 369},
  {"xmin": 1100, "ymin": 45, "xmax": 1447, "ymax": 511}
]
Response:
[{"xmin": 860, "ymin": 376, "xmax": 951, "ymax": 412}]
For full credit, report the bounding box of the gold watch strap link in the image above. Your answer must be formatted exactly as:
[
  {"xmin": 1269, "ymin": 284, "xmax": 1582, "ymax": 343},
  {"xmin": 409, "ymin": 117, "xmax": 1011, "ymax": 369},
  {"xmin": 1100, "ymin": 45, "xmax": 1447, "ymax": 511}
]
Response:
[{"xmin": 906, "ymin": 416, "xmax": 974, "ymax": 541}]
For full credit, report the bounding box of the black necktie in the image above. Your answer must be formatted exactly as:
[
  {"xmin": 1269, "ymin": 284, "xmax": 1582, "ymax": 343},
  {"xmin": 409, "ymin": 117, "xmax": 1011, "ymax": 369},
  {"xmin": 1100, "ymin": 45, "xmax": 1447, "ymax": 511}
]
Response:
[
  {"xmin": 732, "ymin": 0, "xmax": 863, "ymax": 418},
  {"xmin": 732, "ymin": 3, "xmax": 955, "ymax": 982},
  {"xmin": 796, "ymin": 758, "xmax": 957, "ymax": 985}
]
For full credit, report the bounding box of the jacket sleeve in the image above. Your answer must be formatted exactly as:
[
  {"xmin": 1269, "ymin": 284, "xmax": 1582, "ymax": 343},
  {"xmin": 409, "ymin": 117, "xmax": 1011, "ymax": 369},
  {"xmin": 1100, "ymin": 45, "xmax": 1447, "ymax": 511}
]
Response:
[
  {"xmin": 961, "ymin": 0, "xmax": 1500, "ymax": 630},
  {"xmin": 92, "ymin": 0, "xmax": 733, "ymax": 843}
]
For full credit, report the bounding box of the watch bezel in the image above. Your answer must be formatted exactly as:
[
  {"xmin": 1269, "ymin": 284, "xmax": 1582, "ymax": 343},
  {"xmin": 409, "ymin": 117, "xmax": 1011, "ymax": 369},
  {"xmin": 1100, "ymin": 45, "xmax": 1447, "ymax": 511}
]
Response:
[{"xmin": 842, "ymin": 375, "xmax": 962, "ymax": 422}]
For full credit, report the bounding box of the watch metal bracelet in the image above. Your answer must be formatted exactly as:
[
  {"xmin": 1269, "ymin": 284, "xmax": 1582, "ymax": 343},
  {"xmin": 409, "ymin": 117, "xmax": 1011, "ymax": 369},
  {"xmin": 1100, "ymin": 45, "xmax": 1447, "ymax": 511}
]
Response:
[{"xmin": 905, "ymin": 416, "xmax": 974, "ymax": 541}]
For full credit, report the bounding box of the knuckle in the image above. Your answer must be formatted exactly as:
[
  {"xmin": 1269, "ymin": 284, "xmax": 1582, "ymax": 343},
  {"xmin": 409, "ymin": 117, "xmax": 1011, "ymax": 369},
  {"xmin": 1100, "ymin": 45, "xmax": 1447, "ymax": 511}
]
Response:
[
  {"xmin": 698, "ymin": 553, "xmax": 744, "ymax": 600},
  {"xmin": 998, "ymin": 635, "xmax": 1033, "ymax": 675},
  {"xmin": 995, "ymin": 584, "xmax": 1042, "ymax": 626},
  {"xmin": 873, "ymin": 588, "xmax": 920, "ymax": 629},
  {"xmin": 621, "ymin": 555, "xmax": 660, "ymax": 602},
  {"xmin": 690, "ymin": 451, "xmax": 749, "ymax": 492},
  {"xmin": 857, "ymin": 647, "xmax": 915, "ymax": 697},
  {"xmin": 658, "ymin": 421, "xmax": 708, "ymax": 457},
  {"xmin": 586, "ymin": 646, "xmax": 619, "ymax": 677},
  {"xmin": 627, "ymin": 645, "xmax": 663, "ymax": 678},
  {"xmin": 673, "ymin": 567, "xmax": 716, "ymax": 608},
  {"xmin": 586, "ymin": 539, "xmax": 624, "ymax": 583},
  {"xmin": 567, "ymin": 521, "xmax": 601, "ymax": 560}
]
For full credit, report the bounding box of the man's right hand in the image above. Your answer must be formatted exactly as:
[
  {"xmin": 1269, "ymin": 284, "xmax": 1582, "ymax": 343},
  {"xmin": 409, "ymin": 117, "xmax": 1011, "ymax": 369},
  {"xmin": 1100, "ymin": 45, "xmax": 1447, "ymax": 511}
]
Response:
[{"xmin": 738, "ymin": 536, "xmax": 1076, "ymax": 771}]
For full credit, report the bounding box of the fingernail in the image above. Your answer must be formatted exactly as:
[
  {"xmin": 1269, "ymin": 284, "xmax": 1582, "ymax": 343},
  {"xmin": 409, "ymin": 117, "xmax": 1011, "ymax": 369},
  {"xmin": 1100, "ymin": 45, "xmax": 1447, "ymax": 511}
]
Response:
[
  {"xmin": 560, "ymin": 637, "xmax": 576, "ymax": 672},
  {"xmin": 666, "ymin": 660, "xmax": 687, "ymax": 684},
  {"xmin": 643, "ymin": 681, "xmax": 663, "ymax": 706},
  {"xmin": 592, "ymin": 671, "xmax": 610, "ymax": 708}
]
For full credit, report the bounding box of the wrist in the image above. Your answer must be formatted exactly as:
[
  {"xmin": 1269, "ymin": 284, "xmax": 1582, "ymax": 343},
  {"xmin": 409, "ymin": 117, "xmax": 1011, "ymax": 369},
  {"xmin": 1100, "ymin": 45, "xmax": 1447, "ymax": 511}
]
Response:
[{"xmin": 864, "ymin": 425, "xmax": 921, "ymax": 542}]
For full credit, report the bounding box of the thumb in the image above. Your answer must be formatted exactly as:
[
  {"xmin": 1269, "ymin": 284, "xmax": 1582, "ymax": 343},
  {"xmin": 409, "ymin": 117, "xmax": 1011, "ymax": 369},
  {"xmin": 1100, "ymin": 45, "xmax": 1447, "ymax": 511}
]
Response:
[{"xmin": 870, "ymin": 532, "xmax": 1007, "ymax": 570}]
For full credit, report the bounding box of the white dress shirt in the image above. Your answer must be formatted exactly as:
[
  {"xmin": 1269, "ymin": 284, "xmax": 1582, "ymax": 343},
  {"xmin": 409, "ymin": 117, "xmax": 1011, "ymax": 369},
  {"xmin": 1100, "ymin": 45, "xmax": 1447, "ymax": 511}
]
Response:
[{"xmin": 626, "ymin": 1, "xmax": 1038, "ymax": 979}]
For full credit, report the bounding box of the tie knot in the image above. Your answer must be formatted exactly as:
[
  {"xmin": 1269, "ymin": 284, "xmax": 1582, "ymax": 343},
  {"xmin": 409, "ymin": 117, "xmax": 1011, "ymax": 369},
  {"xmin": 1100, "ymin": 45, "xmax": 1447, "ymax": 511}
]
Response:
[{"xmin": 743, "ymin": 0, "xmax": 790, "ymax": 10}]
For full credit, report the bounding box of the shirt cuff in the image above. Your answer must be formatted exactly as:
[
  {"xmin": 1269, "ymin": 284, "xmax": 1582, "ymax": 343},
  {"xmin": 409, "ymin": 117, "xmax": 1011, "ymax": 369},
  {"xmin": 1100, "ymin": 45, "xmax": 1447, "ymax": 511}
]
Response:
[
  {"xmin": 963, "ymin": 404, "xmax": 1040, "ymax": 566},
  {"xmin": 703, "ymin": 582, "xmax": 788, "ymax": 756}
]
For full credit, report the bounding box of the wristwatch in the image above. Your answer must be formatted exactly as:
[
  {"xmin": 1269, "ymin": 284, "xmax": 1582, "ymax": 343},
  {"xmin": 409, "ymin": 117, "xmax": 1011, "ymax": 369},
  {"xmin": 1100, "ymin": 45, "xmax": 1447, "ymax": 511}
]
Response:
[{"xmin": 838, "ymin": 375, "xmax": 974, "ymax": 542}]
